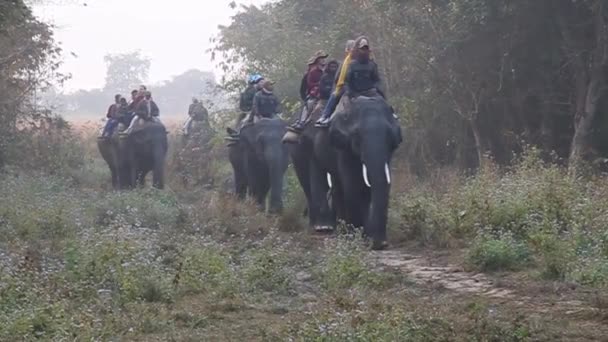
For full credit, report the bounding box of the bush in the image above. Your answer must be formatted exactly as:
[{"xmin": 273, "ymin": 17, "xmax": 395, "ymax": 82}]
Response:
[
  {"xmin": 468, "ymin": 233, "xmax": 531, "ymax": 272},
  {"xmin": 241, "ymin": 239, "xmax": 293, "ymax": 294},
  {"xmin": 318, "ymin": 233, "xmax": 389, "ymax": 291},
  {"xmin": 391, "ymin": 149, "xmax": 608, "ymax": 287},
  {"xmin": 177, "ymin": 243, "xmax": 239, "ymax": 298}
]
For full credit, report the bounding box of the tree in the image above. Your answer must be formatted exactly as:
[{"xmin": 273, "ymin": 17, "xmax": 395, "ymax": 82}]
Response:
[
  {"xmin": 103, "ymin": 51, "xmax": 150, "ymax": 94},
  {"xmin": 0, "ymin": 0, "xmax": 64, "ymax": 166},
  {"xmin": 210, "ymin": 0, "xmax": 608, "ymax": 173}
]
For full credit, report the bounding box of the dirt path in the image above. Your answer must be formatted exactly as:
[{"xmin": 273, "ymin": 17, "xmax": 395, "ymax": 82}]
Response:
[{"xmin": 369, "ymin": 250, "xmax": 599, "ymax": 318}]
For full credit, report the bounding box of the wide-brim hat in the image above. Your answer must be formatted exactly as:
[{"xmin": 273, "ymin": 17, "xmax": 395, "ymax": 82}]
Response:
[{"xmin": 307, "ymin": 50, "xmax": 329, "ymax": 65}]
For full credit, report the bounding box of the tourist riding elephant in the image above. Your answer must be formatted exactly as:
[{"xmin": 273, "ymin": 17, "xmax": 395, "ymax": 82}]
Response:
[
  {"xmin": 285, "ymin": 100, "xmax": 345, "ymax": 232},
  {"xmin": 98, "ymin": 122, "xmax": 168, "ymax": 190},
  {"xmin": 227, "ymin": 117, "xmax": 289, "ymax": 213},
  {"xmin": 329, "ymin": 96, "xmax": 402, "ymax": 250}
]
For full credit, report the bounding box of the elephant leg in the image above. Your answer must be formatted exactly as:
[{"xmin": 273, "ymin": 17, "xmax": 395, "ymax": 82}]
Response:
[
  {"xmin": 152, "ymin": 147, "xmax": 165, "ymax": 189},
  {"xmin": 234, "ymin": 168, "xmax": 248, "ymax": 200},
  {"xmin": 230, "ymin": 148, "xmax": 248, "ymax": 200},
  {"xmin": 309, "ymin": 159, "xmax": 333, "ymax": 231},
  {"xmin": 331, "ymin": 177, "xmax": 346, "ymax": 223},
  {"xmin": 255, "ymin": 174, "xmax": 270, "ymax": 210},
  {"xmin": 246, "ymin": 156, "xmax": 269, "ymax": 211},
  {"xmin": 338, "ymin": 154, "xmax": 370, "ymax": 233},
  {"xmin": 110, "ymin": 166, "xmax": 119, "ymax": 190},
  {"xmin": 291, "ymin": 150, "xmax": 315, "ymax": 226}
]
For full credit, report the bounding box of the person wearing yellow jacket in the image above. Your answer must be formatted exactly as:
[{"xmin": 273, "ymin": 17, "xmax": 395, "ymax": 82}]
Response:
[{"xmin": 315, "ymin": 39, "xmax": 356, "ymax": 127}]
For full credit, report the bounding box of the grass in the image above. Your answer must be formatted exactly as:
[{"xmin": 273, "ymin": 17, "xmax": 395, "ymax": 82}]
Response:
[
  {"xmin": 1, "ymin": 124, "xmax": 607, "ymax": 340},
  {"xmin": 393, "ymin": 148, "xmax": 608, "ymax": 283}
]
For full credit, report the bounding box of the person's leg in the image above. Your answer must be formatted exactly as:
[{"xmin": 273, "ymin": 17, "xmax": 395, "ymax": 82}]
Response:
[
  {"xmin": 102, "ymin": 119, "xmax": 117, "ymax": 137},
  {"xmin": 124, "ymin": 115, "xmax": 139, "ymax": 134},
  {"xmin": 316, "ymin": 92, "xmax": 343, "ymax": 126},
  {"xmin": 318, "ymin": 94, "xmax": 338, "ymax": 122}
]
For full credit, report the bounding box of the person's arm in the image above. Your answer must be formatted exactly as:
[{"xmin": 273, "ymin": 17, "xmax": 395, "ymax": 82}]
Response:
[
  {"xmin": 239, "ymin": 92, "xmax": 248, "ymax": 112},
  {"xmin": 299, "ymin": 73, "xmax": 308, "ymax": 102},
  {"xmin": 106, "ymin": 104, "xmax": 114, "ymax": 118},
  {"xmin": 334, "ymin": 64, "xmax": 342, "ymax": 85},
  {"xmin": 372, "ymin": 62, "xmax": 386, "ymax": 98},
  {"xmin": 307, "ymin": 69, "xmax": 322, "ymax": 98},
  {"xmin": 249, "ymin": 94, "xmax": 259, "ymax": 122},
  {"xmin": 188, "ymin": 104, "xmax": 194, "ymax": 116},
  {"xmin": 152, "ymin": 102, "xmax": 160, "ymax": 117},
  {"xmin": 344, "ymin": 64, "xmax": 354, "ymax": 98}
]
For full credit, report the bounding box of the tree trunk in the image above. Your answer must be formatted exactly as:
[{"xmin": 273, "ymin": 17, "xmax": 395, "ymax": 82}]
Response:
[
  {"xmin": 561, "ymin": 0, "xmax": 608, "ymax": 172},
  {"xmin": 470, "ymin": 118, "xmax": 485, "ymax": 169}
]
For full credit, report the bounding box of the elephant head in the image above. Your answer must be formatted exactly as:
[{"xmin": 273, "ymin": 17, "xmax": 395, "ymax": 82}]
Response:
[
  {"xmin": 119, "ymin": 123, "xmax": 168, "ymax": 189},
  {"xmin": 238, "ymin": 118, "xmax": 289, "ymax": 213},
  {"xmin": 329, "ymin": 97, "xmax": 402, "ymax": 247}
]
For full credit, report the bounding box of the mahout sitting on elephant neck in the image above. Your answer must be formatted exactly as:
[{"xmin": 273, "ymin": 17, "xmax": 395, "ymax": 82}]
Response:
[
  {"xmin": 98, "ymin": 121, "xmax": 168, "ymax": 190},
  {"xmin": 227, "ymin": 117, "xmax": 289, "ymax": 214}
]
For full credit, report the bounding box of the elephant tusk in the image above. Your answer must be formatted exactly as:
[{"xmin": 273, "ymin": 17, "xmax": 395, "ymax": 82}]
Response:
[
  {"xmin": 362, "ymin": 164, "xmax": 371, "ymax": 187},
  {"xmin": 385, "ymin": 163, "xmax": 391, "ymax": 185},
  {"xmin": 327, "ymin": 173, "xmax": 333, "ymax": 189}
]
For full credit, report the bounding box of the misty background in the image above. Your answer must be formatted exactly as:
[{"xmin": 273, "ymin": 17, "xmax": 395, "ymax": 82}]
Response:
[{"xmin": 33, "ymin": 0, "xmax": 268, "ymax": 119}]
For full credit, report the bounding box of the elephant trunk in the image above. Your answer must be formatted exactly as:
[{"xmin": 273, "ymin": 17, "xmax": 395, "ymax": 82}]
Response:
[
  {"xmin": 362, "ymin": 144, "xmax": 391, "ymax": 246},
  {"xmin": 266, "ymin": 144, "xmax": 287, "ymax": 214}
]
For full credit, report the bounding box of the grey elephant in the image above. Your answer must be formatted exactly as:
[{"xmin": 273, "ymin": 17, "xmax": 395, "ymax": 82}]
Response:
[
  {"xmin": 284, "ymin": 100, "xmax": 345, "ymax": 232},
  {"xmin": 98, "ymin": 122, "xmax": 168, "ymax": 189},
  {"xmin": 226, "ymin": 118, "xmax": 289, "ymax": 213},
  {"xmin": 329, "ymin": 96, "xmax": 402, "ymax": 249}
]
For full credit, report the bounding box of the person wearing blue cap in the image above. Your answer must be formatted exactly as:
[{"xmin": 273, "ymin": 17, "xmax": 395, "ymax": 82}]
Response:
[{"xmin": 236, "ymin": 74, "xmax": 264, "ymax": 128}]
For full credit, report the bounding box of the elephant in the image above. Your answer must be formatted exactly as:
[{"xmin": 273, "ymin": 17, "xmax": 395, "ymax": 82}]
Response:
[
  {"xmin": 226, "ymin": 117, "xmax": 289, "ymax": 213},
  {"xmin": 285, "ymin": 100, "xmax": 345, "ymax": 232},
  {"xmin": 97, "ymin": 122, "xmax": 168, "ymax": 190},
  {"xmin": 328, "ymin": 96, "xmax": 402, "ymax": 250}
]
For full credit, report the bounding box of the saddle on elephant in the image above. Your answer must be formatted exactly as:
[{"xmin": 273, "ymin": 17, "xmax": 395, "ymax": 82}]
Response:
[
  {"xmin": 225, "ymin": 115, "xmax": 278, "ymax": 146},
  {"xmin": 282, "ymin": 99, "xmax": 327, "ymax": 144}
]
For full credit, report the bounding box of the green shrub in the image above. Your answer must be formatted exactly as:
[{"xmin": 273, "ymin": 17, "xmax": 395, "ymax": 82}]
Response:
[
  {"xmin": 177, "ymin": 243, "xmax": 239, "ymax": 298},
  {"xmin": 468, "ymin": 233, "xmax": 531, "ymax": 272},
  {"xmin": 241, "ymin": 241, "xmax": 293, "ymax": 294},
  {"xmin": 318, "ymin": 234, "xmax": 388, "ymax": 291}
]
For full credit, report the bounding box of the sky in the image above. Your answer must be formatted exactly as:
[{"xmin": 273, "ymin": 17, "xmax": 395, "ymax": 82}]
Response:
[{"xmin": 33, "ymin": 0, "xmax": 269, "ymax": 92}]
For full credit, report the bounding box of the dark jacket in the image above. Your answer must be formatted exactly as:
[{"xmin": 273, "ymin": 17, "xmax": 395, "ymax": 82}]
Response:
[
  {"xmin": 136, "ymin": 99, "xmax": 160, "ymax": 118},
  {"xmin": 252, "ymin": 91, "xmax": 280, "ymax": 119},
  {"xmin": 189, "ymin": 102, "xmax": 208, "ymax": 121},
  {"xmin": 239, "ymin": 85, "xmax": 257, "ymax": 112},
  {"xmin": 320, "ymin": 68, "xmax": 338, "ymax": 100},
  {"xmin": 128, "ymin": 94, "xmax": 145, "ymax": 112},
  {"xmin": 344, "ymin": 59, "xmax": 382, "ymax": 98}
]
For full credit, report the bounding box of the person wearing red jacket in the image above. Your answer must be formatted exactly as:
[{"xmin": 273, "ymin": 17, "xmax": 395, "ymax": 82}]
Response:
[
  {"xmin": 100, "ymin": 94, "xmax": 122, "ymax": 137},
  {"xmin": 291, "ymin": 50, "xmax": 328, "ymax": 131}
]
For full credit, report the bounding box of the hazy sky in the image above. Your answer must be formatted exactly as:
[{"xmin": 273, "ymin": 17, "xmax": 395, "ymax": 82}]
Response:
[{"xmin": 34, "ymin": 0, "xmax": 269, "ymax": 92}]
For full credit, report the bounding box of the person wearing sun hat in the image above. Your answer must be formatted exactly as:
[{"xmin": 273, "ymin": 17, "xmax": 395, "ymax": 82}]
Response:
[
  {"xmin": 291, "ymin": 50, "xmax": 329, "ymax": 131},
  {"xmin": 316, "ymin": 39, "xmax": 356, "ymax": 127}
]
